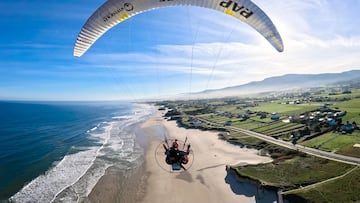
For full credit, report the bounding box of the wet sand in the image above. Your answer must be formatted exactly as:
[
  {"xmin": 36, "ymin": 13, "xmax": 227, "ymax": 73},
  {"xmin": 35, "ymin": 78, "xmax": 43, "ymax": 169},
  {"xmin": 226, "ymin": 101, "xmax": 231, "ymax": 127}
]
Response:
[{"xmin": 87, "ymin": 111, "xmax": 274, "ymax": 203}]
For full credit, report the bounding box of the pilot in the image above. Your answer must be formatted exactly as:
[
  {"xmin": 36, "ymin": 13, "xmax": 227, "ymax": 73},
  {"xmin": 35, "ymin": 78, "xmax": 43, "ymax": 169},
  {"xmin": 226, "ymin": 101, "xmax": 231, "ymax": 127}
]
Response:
[{"xmin": 172, "ymin": 139, "xmax": 179, "ymax": 149}]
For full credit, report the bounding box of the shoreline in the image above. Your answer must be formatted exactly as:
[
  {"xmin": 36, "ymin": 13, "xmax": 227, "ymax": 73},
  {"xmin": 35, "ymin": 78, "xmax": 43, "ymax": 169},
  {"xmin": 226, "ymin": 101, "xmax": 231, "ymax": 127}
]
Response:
[
  {"xmin": 87, "ymin": 111, "xmax": 276, "ymax": 203},
  {"xmin": 85, "ymin": 111, "xmax": 164, "ymax": 203}
]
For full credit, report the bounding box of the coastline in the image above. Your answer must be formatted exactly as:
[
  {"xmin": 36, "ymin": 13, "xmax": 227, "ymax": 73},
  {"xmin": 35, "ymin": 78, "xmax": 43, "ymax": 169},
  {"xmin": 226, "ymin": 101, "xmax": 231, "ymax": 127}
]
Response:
[
  {"xmin": 87, "ymin": 110, "xmax": 275, "ymax": 203},
  {"xmin": 85, "ymin": 110, "xmax": 162, "ymax": 203}
]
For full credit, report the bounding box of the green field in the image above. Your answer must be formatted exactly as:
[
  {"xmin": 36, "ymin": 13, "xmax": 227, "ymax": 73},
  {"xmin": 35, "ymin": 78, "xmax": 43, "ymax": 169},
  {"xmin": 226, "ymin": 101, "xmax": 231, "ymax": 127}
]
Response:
[
  {"xmin": 333, "ymin": 98, "xmax": 360, "ymax": 124},
  {"xmin": 255, "ymin": 123, "xmax": 304, "ymax": 135},
  {"xmin": 253, "ymin": 121, "xmax": 288, "ymax": 132},
  {"xmin": 284, "ymin": 167, "xmax": 360, "ymax": 203},
  {"xmin": 249, "ymin": 103, "xmax": 319, "ymax": 116},
  {"xmin": 234, "ymin": 155, "xmax": 353, "ymax": 190},
  {"xmin": 302, "ymin": 131, "xmax": 360, "ymax": 157},
  {"xmin": 231, "ymin": 119, "xmax": 262, "ymax": 129}
]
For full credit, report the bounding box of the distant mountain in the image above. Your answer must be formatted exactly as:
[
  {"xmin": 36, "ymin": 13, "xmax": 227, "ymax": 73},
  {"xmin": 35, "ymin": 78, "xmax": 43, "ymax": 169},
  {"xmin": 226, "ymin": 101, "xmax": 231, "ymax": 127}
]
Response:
[{"xmin": 192, "ymin": 70, "xmax": 360, "ymax": 98}]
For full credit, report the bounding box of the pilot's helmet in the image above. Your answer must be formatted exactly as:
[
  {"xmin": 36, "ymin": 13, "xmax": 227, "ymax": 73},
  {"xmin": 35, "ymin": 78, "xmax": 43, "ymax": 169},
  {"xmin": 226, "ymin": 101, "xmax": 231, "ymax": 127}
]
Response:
[{"xmin": 173, "ymin": 140, "xmax": 178, "ymax": 148}]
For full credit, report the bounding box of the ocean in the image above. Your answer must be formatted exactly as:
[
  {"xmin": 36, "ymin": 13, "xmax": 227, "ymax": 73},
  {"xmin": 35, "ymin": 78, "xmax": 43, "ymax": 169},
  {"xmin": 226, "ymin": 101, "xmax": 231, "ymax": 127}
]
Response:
[{"xmin": 0, "ymin": 101, "xmax": 155, "ymax": 202}]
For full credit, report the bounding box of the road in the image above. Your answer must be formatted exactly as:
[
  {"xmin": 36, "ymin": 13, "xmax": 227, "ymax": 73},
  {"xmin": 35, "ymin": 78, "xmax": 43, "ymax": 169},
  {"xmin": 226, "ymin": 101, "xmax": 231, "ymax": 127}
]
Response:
[{"xmin": 195, "ymin": 117, "xmax": 360, "ymax": 166}]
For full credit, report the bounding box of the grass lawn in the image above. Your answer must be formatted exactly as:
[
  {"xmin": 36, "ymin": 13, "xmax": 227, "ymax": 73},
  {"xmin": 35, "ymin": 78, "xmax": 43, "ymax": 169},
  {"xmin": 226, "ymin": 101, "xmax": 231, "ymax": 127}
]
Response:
[
  {"xmin": 261, "ymin": 124, "xmax": 304, "ymax": 135},
  {"xmin": 333, "ymin": 98, "xmax": 360, "ymax": 124},
  {"xmin": 301, "ymin": 133, "xmax": 339, "ymax": 149},
  {"xmin": 224, "ymin": 131, "xmax": 265, "ymax": 147},
  {"xmin": 215, "ymin": 105, "xmax": 243, "ymax": 114},
  {"xmin": 249, "ymin": 102, "xmax": 319, "ymax": 116},
  {"xmin": 235, "ymin": 155, "xmax": 353, "ymax": 190},
  {"xmin": 301, "ymin": 131, "xmax": 360, "ymax": 157},
  {"xmin": 197, "ymin": 114, "xmax": 228, "ymax": 124},
  {"xmin": 232, "ymin": 119, "xmax": 262, "ymax": 129},
  {"xmin": 253, "ymin": 121, "xmax": 288, "ymax": 132},
  {"xmin": 285, "ymin": 167, "xmax": 360, "ymax": 203}
]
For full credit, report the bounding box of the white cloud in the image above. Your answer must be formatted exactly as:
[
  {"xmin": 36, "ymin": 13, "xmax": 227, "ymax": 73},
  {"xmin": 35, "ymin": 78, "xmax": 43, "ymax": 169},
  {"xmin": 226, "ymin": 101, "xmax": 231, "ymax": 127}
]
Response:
[
  {"xmin": 83, "ymin": 28, "xmax": 360, "ymax": 89},
  {"xmin": 67, "ymin": 0, "xmax": 360, "ymax": 99}
]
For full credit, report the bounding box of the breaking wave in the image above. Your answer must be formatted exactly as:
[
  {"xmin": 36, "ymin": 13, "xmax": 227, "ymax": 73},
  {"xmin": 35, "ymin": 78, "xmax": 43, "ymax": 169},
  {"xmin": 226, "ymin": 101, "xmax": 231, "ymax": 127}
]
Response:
[{"xmin": 9, "ymin": 104, "xmax": 155, "ymax": 203}]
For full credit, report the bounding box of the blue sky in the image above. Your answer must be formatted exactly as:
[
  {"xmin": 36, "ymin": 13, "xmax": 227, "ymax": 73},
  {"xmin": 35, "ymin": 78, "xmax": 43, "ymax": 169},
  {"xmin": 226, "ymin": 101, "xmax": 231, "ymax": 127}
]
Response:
[{"xmin": 0, "ymin": 0, "xmax": 359, "ymax": 101}]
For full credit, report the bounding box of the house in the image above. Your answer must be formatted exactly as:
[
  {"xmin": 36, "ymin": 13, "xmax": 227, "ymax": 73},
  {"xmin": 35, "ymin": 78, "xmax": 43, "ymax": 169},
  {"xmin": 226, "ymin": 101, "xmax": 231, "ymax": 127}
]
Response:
[
  {"xmin": 282, "ymin": 117, "xmax": 291, "ymax": 123},
  {"xmin": 271, "ymin": 112, "xmax": 280, "ymax": 120},
  {"xmin": 225, "ymin": 120, "xmax": 232, "ymax": 126},
  {"xmin": 257, "ymin": 111, "xmax": 267, "ymax": 119},
  {"xmin": 328, "ymin": 118, "xmax": 336, "ymax": 127},
  {"xmin": 340, "ymin": 122, "xmax": 354, "ymax": 133},
  {"xmin": 191, "ymin": 120, "xmax": 202, "ymax": 127},
  {"xmin": 237, "ymin": 114, "xmax": 249, "ymax": 119}
]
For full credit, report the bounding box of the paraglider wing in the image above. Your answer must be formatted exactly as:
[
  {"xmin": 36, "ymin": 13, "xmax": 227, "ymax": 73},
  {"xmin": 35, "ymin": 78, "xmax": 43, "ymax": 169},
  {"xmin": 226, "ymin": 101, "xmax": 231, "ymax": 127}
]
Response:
[{"xmin": 74, "ymin": 0, "xmax": 283, "ymax": 57}]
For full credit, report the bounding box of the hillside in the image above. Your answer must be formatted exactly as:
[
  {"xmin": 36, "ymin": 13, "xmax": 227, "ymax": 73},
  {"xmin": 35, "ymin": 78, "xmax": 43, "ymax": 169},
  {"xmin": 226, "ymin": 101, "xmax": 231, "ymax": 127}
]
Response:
[{"xmin": 194, "ymin": 70, "xmax": 360, "ymax": 97}]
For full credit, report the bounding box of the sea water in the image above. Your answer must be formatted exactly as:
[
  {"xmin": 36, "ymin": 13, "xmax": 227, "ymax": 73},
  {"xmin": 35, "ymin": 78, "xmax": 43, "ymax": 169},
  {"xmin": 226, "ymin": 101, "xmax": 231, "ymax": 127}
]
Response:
[{"xmin": 0, "ymin": 101, "xmax": 155, "ymax": 202}]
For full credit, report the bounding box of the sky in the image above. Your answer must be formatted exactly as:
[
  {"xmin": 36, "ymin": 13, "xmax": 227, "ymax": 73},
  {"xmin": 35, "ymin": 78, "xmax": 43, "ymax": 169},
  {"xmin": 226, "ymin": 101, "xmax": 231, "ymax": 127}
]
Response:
[{"xmin": 0, "ymin": 0, "xmax": 359, "ymax": 101}]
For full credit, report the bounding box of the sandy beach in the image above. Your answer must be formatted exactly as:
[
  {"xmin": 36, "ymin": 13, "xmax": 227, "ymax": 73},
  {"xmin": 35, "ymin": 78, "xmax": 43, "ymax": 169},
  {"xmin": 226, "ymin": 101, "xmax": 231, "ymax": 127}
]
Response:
[
  {"xmin": 87, "ymin": 110, "xmax": 276, "ymax": 203},
  {"xmin": 139, "ymin": 111, "xmax": 275, "ymax": 203}
]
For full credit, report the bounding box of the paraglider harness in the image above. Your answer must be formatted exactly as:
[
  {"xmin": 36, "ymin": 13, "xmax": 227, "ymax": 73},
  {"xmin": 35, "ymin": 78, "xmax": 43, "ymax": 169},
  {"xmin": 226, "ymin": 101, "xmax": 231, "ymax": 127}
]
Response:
[{"xmin": 163, "ymin": 138, "xmax": 191, "ymax": 170}]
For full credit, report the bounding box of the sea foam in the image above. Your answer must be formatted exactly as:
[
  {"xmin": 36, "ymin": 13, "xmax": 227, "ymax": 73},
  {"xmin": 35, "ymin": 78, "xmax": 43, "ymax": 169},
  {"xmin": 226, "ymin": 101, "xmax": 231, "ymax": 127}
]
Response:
[{"xmin": 9, "ymin": 104, "xmax": 155, "ymax": 203}]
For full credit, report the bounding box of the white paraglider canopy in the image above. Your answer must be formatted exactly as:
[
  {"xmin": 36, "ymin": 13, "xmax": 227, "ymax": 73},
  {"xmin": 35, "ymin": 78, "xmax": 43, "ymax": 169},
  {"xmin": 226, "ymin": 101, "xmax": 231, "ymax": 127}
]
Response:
[{"xmin": 74, "ymin": 0, "xmax": 284, "ymax": 57}]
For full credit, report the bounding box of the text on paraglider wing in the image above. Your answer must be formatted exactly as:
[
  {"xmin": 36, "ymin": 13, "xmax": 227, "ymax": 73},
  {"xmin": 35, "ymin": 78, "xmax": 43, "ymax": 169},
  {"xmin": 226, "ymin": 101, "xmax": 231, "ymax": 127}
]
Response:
[
  {"xmin": 103, "ymin": 3, "xmax": 134, "ymax": 22},
  {"xmin": 220, "ymin": 0, "xmax": 253, "ymax": 18},
  {"xmin": 74, "ymin": 0, "xmax": 283, "ymax": 57}
]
